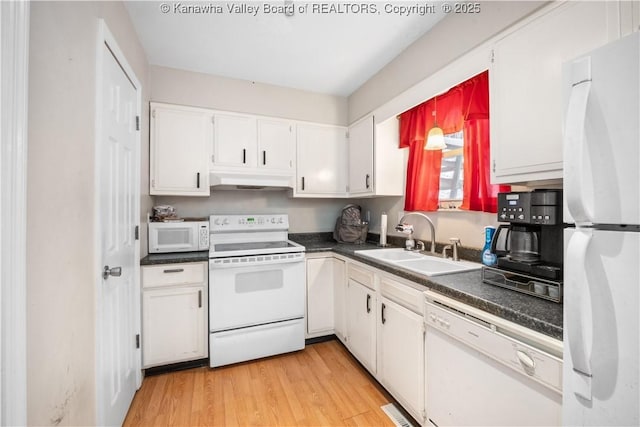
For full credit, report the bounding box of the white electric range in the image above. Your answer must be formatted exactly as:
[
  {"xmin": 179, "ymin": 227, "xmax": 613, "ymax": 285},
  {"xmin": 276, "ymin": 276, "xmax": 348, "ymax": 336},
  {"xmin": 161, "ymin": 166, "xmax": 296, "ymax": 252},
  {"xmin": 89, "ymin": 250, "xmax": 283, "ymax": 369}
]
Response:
[{"xmin": 208, "ymin": 214, "xmax": 306, "ymax": 367}]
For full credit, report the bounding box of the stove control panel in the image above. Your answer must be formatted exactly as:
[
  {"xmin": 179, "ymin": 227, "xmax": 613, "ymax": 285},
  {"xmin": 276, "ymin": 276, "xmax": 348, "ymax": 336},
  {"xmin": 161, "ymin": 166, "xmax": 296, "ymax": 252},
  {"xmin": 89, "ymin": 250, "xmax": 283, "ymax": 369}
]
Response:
[{"xmin": 209, "ymin": 214, "xmax": 289, "ymax": 232}]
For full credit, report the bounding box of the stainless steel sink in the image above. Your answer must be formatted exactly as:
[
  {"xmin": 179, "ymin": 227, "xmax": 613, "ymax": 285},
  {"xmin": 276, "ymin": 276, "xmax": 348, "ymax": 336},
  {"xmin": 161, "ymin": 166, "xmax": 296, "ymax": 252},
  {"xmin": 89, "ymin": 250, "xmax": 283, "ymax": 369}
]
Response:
[{"xmin": 355, "ymin": 248, "xmax": 482, "ymax": 277}]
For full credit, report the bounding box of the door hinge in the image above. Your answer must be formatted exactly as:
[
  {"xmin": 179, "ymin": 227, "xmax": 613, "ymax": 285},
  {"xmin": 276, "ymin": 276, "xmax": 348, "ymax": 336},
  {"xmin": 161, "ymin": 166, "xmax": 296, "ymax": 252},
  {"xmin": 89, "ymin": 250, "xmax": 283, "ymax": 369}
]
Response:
[
  {"xmin": 422, "ymin": 411, "xmax": 428, "ymax": 424},
  {"xmin": 135, "ymin": 115, "xmax": 140, "ymax": 131},
  {"xmin": 151, "ymin": 109, "xmax": 156, "ymax": 119},
  {"xmin": 490, "ymin": 49, "xmax": 495, "ymax": 63},
  {"xmin": 135, "ymin": 334, "xmax": 140, "ymax": 349},
  {"xmin": 211, "ymin": 154, "xmax": 215, "ymax": 163},
  {"xmin": 345, "ymin": 131, "xmax": 350, "ymax": 139},
  {"xmin": 134, "ymin": 225, "xmax": 139, "ymax": 241},
  {"xmin": 422, "ymin": 322, "xmax": 426, "ymax": 336},
  {"xmin": 492, "ymin": 159, "xmax": 496, "ymax": 173}
]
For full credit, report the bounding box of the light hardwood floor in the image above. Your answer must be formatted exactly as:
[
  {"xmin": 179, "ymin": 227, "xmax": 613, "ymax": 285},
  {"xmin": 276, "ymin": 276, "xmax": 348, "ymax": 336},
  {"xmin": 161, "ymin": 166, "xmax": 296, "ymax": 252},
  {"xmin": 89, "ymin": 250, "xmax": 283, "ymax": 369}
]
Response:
[{"xmin": 124, "ymin": 339, "xmax": 398, "ymax": 426}]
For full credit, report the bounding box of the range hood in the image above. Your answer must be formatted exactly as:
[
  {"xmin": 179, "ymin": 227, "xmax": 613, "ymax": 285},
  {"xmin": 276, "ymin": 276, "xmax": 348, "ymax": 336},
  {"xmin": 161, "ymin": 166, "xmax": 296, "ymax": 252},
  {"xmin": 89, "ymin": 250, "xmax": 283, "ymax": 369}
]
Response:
[{"xmin": 209, "ymin": 171, "xmax": 295, "ymax": 190}]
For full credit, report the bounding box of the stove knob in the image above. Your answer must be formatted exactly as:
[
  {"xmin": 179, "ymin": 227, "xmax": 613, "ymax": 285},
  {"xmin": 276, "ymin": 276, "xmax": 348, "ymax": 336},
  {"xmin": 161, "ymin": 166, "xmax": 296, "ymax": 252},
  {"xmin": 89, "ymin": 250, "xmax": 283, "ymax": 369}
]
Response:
[
  {"xmin": 271, "ymin": 217, "xmax": 276, "ymax": 224},
  {"xmin": 518, "ymin": 214, "xmax": 525, "ymax": 220},
  {"xmin": 278, "ymin": 217, "xmax": 283, "ymax": 223},
  {"xmin": 223, "ymin": 218, "xmax": 229, "ymax": 225}
]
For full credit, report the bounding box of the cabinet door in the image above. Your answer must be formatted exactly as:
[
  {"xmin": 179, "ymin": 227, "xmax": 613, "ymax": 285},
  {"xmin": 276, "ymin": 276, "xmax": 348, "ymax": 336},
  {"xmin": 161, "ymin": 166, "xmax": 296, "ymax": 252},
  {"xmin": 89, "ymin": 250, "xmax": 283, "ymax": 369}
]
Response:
[
  {"xmin": 142, "ymin": 285, "xmax": 207, "ymax": 368},
  {"xmin": 490, "ymin": 1, "xmax": 617, "ymax": 184},
  {"xmin": 346, "ymin": 278, "xmax": 376, "ymax": 374},
  {"xmin": 348, "ymin": 116, "xmax": 374, "ymax": 195},
  {"xmin": 378, "ymin": 296, "xmax": 425, "ymax": 422},
  {"xmin": 333, "ymin": 258, "xmax": 347, "ymax": 343},
  {"xmin": 150, "ymin": 103, "xmax": 211, "ymax": 196},
  {"xmin": 296, "ymin": 123, "xmax": 348, "ymax": 196},
  {"xmin": 306, "ymin": 257, "xmax": 335, "ymax": 336},
  {"xmin": 257, "ymin": 119, "xmax": 295, "ymax": 172},
  {"xmin": 212, "ymin": 113, "xmax": 256, "ymax": 168}
]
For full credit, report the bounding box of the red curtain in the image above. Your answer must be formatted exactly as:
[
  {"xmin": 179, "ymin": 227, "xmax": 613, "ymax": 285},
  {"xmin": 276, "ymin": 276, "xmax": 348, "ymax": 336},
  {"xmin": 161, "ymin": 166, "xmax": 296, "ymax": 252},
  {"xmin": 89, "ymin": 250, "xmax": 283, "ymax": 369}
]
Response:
[{"xmin": 399, "ymin": 71, "xmax": 509, "ymax": 213}]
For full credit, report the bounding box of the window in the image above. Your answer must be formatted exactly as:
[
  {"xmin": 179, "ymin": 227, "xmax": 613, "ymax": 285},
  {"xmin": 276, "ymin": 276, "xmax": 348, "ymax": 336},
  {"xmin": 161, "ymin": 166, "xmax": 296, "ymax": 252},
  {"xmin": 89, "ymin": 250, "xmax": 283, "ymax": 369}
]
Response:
[
  {"xmin": 398, "ymin": 70, "xmax": 510, "ymax": 213},
  {"xmin": 439, "ymin": 131, "xmax": 464, "ymax": 204}
]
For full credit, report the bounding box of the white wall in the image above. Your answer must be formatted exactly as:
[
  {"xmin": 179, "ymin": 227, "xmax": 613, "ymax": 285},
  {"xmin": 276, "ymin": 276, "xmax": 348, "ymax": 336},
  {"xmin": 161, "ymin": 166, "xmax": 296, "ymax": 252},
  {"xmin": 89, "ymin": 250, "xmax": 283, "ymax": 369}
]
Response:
[
  {"xmin": 27, "ymin": 2, "xmax": 149, "ymax": 424},
  {"xmin": 357, "ymin": 196, "xmax": 499, "ymax": 250},
  {"xmin": 155, "ymin": 191, "xmax": 352, "ymax": 233},
  {"xmin": 150, "ymin": 65, "xmax": 348, "ymax": 125}
]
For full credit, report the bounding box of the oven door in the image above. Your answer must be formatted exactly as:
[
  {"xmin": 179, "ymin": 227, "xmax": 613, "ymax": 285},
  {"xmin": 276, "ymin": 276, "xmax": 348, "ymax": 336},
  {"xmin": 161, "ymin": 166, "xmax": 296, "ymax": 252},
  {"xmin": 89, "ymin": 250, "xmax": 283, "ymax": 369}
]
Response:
[{"xmin": 209, "ymin": 253, "xmax": 305, "ymax": 332}]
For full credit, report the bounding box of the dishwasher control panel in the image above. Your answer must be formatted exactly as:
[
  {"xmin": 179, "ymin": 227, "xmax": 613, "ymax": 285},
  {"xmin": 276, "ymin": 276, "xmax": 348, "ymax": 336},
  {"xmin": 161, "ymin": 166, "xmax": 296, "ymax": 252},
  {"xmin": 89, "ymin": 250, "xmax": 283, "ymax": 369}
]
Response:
[{"xmin": 425, "ymin": 301, "xmax": 562, "ymax": 393}]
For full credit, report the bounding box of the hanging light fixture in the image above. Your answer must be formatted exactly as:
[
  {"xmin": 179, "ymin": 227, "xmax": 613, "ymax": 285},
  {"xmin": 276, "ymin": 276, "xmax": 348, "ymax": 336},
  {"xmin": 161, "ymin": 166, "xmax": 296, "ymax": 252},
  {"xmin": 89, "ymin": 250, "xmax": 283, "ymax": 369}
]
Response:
[{"xmin": 425, "ymin": 96, "xmax": 447, "ymax": 150}]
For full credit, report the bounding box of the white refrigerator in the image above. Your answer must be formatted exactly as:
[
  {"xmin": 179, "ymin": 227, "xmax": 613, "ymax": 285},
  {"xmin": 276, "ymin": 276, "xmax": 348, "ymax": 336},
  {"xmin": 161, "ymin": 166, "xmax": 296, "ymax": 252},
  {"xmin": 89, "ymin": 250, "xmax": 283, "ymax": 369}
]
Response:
[{"xmin": 563, "ymin": 32, "xmax": 639, "ymax": 426}]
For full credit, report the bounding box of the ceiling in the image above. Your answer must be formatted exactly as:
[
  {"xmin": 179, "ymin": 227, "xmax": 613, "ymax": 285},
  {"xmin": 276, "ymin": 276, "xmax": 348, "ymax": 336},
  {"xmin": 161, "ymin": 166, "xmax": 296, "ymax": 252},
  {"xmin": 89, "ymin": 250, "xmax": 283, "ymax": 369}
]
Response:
[{"xmin": 124, "ymin": 1, "xmax": 449, "ymax": 96}]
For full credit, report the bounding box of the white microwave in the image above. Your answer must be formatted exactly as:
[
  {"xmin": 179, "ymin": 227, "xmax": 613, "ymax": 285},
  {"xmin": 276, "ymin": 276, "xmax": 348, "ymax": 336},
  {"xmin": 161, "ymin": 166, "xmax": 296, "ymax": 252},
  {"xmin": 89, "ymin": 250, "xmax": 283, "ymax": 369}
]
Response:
[{"xmin": 148, "ymin": 220, "xmax": 209, "ymax": 253}]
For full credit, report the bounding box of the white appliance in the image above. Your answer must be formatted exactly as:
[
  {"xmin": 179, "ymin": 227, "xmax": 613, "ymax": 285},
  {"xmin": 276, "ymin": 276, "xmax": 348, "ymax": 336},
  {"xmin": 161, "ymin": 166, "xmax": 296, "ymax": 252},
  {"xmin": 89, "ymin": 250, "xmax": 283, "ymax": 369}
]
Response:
[
  {"xmin": 563, "ymin": 32, "xmax": 639, "ymax": 426},
  {"xmin": 148, "ymin": 219, "xmax": 209, "ymax": 253},
  {"xmin": 424, "ymin": 290, "xmax": 563, "ymax": 426},
  {"xmin": 208, "ymin": 214, "xmax": 306, "ymax": 367}
]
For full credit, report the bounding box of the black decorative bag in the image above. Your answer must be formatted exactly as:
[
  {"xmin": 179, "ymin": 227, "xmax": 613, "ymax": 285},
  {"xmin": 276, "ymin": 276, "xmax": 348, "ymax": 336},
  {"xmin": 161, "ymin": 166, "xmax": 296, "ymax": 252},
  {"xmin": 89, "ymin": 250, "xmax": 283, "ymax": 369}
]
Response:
[{"xmin": 333, "ymin": 204, "xmax": 368, "ymax": 244}]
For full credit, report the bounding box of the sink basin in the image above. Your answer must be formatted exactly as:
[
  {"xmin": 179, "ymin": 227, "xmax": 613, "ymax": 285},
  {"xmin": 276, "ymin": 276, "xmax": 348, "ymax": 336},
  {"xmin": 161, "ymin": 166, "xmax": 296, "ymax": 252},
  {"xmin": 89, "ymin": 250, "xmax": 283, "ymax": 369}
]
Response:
[
  {"xmin": 355, "ymin": 248, "xmax": 482, "ymax": 277},
  {"xmin": 356, "ymin": 248, "xmax": 423, "ymax": 262}
]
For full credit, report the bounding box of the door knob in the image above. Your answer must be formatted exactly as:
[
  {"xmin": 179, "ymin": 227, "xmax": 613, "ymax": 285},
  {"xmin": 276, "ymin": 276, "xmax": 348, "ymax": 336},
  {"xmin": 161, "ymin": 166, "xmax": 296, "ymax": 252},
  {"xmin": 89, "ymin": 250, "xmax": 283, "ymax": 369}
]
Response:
[{"xmin": 103, "ymin": 265, "xmax": 122, "ymax": 279}]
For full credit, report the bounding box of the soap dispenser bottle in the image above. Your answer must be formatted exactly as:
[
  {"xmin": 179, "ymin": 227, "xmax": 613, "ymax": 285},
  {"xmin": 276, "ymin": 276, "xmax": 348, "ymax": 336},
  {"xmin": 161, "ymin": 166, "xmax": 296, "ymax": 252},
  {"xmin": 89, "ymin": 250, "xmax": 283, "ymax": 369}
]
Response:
[{"xmin": 482, "ymin": 226, "xmax": 497, "ymax": 266}]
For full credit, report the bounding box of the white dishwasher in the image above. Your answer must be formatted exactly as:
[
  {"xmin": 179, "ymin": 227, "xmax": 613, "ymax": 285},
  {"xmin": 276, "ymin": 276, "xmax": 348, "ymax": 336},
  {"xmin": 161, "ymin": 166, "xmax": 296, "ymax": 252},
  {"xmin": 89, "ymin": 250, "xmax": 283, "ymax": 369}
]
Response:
[{"xmin": 424, "ymin": 290, "xmax": 562, "ymax": 427}]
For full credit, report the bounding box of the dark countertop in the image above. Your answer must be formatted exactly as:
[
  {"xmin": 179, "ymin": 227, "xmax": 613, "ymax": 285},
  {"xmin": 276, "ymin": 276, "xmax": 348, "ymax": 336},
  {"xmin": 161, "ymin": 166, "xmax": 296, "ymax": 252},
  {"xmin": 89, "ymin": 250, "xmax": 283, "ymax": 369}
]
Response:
[
  {"xmin": 291, "ymin": 234, "xmax": 563, "ymax": 341},
  {"xmin": 140, "ymin": 251, "xmax": 209, "ymax": 265}
]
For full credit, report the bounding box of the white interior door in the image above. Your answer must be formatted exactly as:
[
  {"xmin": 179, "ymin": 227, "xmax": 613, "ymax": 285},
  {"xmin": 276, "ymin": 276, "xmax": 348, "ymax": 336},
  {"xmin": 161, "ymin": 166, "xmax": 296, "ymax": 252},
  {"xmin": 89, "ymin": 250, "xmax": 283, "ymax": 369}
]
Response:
[{"xmin": 97, "ymin": 40, "xmax": 139, "ymax": 426}]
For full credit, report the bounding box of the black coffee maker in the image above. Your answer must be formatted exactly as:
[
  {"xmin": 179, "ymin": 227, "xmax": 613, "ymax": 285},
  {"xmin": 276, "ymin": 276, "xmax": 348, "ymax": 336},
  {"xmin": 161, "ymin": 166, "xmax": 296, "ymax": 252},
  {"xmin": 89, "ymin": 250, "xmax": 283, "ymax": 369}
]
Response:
[{"xmin": 490, "ymin": 190, "xmax": 563, "ymax": 280}]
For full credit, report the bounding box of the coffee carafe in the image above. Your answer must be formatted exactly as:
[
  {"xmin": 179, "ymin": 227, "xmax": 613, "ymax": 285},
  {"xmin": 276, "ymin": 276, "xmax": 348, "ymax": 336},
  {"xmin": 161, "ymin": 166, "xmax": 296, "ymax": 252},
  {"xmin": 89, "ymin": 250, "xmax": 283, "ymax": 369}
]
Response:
[{"xmin": 508, "ymin": 225, "xmax": 540, "ymax": 262}]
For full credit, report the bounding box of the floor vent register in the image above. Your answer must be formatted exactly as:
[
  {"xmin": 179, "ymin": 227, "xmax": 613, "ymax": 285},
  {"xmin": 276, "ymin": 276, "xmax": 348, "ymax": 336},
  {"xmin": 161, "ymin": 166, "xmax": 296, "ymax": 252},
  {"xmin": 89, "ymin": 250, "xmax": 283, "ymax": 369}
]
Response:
[{"xmin": 381, "ymin": 403, "xmax": 415, "ymax": 427}]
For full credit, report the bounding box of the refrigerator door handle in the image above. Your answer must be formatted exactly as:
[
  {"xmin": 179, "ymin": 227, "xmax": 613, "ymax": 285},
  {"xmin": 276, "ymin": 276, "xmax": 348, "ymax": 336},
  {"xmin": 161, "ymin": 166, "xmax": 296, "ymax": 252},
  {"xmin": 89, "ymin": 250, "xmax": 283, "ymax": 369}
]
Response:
[
  {"xmin": 564, "ymin": 57, "xmax": 593, "ymax": 224},
  {"xmin": 566, "ymin": 229, "xmax": 594, "ymax": 401}
]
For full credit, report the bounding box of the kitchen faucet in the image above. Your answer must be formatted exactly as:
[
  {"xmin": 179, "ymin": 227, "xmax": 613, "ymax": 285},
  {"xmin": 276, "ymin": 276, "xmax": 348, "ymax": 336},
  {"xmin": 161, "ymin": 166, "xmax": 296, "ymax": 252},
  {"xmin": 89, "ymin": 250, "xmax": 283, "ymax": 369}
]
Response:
[{"xmin": 397, "ymin": 212, "xmax": 437, "ymax": 254}]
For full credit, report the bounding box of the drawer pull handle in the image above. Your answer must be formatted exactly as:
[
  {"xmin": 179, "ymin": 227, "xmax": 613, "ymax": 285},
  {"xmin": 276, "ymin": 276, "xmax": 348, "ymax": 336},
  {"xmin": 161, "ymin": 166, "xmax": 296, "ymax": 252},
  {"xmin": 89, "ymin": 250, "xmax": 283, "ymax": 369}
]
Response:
[
  {"xmin": 163, "ymin": 268, "xmax": 184, "ymax": 274},
  {"xmin": 366, "ymin": 294, "xmax": 371, "ymax": 313},
  {"xmin": 198, "ymin": 290, "xmax": 202, "ymax": 308},
  {"xmin": 381, "ymin": 303, "xmax": 386, "ymax": 324}
]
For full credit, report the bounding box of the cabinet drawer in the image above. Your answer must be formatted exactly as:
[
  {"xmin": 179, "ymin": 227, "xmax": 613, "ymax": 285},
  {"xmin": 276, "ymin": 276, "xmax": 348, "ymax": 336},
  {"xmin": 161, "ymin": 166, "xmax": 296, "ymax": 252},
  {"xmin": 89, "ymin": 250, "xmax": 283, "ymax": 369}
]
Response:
[
  {"xmin": 348, "ymin": 264, "xmax": 375, "ymax": 290},
  {"xmin": 380, "ymin": 276, "xmax": 423, "ymax": 315},
  {"xmin": 142, "ymin": 262, "xmax": 207, "ymax": 289}
]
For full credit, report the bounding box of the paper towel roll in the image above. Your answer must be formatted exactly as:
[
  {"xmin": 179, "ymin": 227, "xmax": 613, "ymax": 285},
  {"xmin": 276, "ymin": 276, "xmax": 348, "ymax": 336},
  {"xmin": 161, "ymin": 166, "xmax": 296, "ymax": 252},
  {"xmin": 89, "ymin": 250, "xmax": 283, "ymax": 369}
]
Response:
[{"xmin": 380, "ymin": 212, "xmax": 387, "ymax": 246}]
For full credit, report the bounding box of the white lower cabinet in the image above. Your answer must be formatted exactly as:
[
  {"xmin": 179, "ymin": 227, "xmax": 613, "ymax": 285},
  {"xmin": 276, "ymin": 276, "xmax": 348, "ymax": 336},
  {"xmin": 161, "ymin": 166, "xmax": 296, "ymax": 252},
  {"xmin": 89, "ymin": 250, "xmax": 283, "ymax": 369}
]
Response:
[
  {"xmin": 306, "ymin": 256, "xmax": 346, "ymax": 338},
  {"xmin": 378, "ymin": 279, "xmax": 425, "ymax": 423},
  {"xmin": 141, "ymin": 262, "xmax": 208, "ymax": 368},
  {"xmin": 346, "ymin": 264, "xmax": 377, "ymax": 374}
]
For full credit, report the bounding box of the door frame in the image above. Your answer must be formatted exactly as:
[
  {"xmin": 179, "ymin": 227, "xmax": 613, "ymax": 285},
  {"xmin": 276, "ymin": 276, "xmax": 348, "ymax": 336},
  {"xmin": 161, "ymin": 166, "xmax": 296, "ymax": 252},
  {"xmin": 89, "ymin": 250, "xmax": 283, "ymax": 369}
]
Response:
[
  {"xmin": 94, "ymin": 19, "xmax": 142, "ymax": 425},
  {"xmin": 0, "ymin": 1, "xmax": 29, "ymax": 425}
]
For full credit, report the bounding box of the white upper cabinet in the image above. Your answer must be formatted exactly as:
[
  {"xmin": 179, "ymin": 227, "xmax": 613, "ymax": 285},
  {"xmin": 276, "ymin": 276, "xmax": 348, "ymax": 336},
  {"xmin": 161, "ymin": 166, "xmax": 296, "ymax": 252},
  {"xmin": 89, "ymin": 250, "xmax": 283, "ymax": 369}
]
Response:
[
  {"xmin": 295, "ymin": 123, "xmax": 348, "ymax": 197},
  {"xmin": 490, "ymin": 1, "xmax": 621, "ymax": 184},
  {"xmin": 257, "ymin": 118, "xmax": 295, "ymax": 172},
  {"xmin": 348, "ymin": 115, "xmax": 374, "ymax": 195},
  {"xmin": 211, "ymin": 114, "xmax": 295, "ymax": 174},
  {"xmin": 212, "ymin": 112, "xmax": 256, "ymax": 168},
  {"xmin": 347, "ymin": 115, "xmax": 404, "ymax": 197},
  {"xmin": 150, "ymin": 102, "xmax": 211, "ymax": 196}
]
